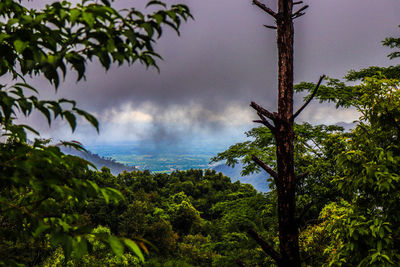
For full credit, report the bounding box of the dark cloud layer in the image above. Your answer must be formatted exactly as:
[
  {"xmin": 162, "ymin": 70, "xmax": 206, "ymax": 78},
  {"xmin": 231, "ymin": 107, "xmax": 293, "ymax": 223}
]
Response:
[
  {"xmin": 49, "ymin": 0, "xmax": 399, "ymax": 108},
  {"xmin": 17, "ymin": 0, "xmax": 400, "ymax": 143},
  {"xmin": 55, "ymin": 0, "xmax": 278, "ymax": 110}
]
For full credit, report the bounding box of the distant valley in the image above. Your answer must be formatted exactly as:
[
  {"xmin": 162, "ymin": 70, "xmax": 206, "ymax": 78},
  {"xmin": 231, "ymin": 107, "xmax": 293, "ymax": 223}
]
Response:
[
  {"xmin": 62, "ymin": 121, "xmax": 353, "ymax": 192},
  {"xmin": 85, "ymin": 142, "xmax": 214, "ymax": 172},
  {"xmin": 63, "ymin": 141, "xmax": 270, "ymax": 192}
]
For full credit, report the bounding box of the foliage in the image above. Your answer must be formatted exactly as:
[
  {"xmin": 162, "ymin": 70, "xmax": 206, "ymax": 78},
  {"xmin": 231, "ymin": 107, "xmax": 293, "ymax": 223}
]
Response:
[
  {"xmin": 42, "ymin": 226, "xmax": 141, "ymax": 266},
  {"xmin": 298, "ymin": 76, "xmax": 400, "ymax": 266},
  {"xmin": 298, "ymin": 27, "xmax": 400, "ymax": 265},
  {"xmin": 2, "ymin": 142, "xmax": 273, "ymax": 267},
  {"xmin": 383, "ymin": 25, "xmax": 400, "ymax": 60},
  {"xmin": 60, "ymin": 146, "xmax": 137, "ymax": 175},
  {"xmin": 211, "ymin": 122, "xmax": 347, "ymax": 222},
  {"xmin": 0, "ymin": 137, "xmax": 138, "ymax": 265},
  {"xmin": 75, "ymin": 169, "xmax": 272, "ymax": 266},
  {"xmin": 0, "ymin": 0, "xmax": 192, "ymax": 265},
  {"xmin": 328, "ymin": 76, "xmax": 400, "ymax": 266},
  {"xmin": 211, "ymin": 126, "xmax": 276, "ymax": 177},
  {"xmin": 299, "ymin": 200, "xmax": 351, "ymax": 266},
  {"xmin": 0, "ymin": 0, "xmax": 192, "ymax": 82},
  {"xmin": 345, "ymin": 65, "xmax": 400, "ymax": 81}
]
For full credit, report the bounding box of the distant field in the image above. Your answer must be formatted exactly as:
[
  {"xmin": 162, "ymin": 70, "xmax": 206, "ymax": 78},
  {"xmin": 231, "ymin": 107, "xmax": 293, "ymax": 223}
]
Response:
[
  {"xmin": 85, "ymin": 141, "xmax": 224, "ymax": 172},
  {"xmin": 111, "ymin": 153, "xmax": 211, "ymax": 172}
]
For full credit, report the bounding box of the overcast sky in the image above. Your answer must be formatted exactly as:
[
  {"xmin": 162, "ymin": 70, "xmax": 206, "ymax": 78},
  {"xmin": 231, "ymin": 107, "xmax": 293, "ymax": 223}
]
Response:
[{"xmin": 17, "ymin": 0, "xmax": 400, "ymax": 147}]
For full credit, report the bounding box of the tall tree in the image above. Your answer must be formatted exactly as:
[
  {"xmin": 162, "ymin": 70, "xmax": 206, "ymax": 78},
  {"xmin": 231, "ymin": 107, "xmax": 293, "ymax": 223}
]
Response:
[
  {"xmin": 246, "ymin": 1, "xmax": 324, "ymax": 266},
  {"xmin": 296, "ymin": 28, "xmax": 400, "ymax": 266}
]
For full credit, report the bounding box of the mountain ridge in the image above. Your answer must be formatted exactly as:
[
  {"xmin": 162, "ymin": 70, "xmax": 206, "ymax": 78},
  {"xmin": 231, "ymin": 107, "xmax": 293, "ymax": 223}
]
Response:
[{"xmin": 60, "ymin": 147, "xmax": 137, "ymax": 175}]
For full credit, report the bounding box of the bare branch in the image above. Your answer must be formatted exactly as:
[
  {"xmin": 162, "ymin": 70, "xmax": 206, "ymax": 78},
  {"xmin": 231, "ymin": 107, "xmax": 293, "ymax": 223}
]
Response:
[
  {"xmin": 248, "ymin": 228, "xmax": 281, "ymax": 263},
  {"xmin": 252, "ymin": 0, "xmax": 277, "ymax": 18},
  {"xmin": 292, "ymin": 12, "xmax": 305, "ymax": 19},
  {"xmin": 254, "ymin": 119, "xmax": 268, "ymax": 125},
  {"xmin": 250, "ymin": 101, "xmax": 277, "ymax": 121},
  {"xmin": 292, "ymin": 5, "xmax": 309, "ymax": 18},
  {"xmin": 254, "ymin": 112, "xmax": 276, "ymax": 133},
  {"xmin": 264, "ymin": 24, "xmax": 277, "ymax": 30},
  {"xmin": 293, "ymin": 75, "xmax": 325, "ymax": 119},
  {"xmin": 254, "ymin": 119, "xmax": 276, "ymax": 133},
  {"xmin": 252, "ymin": 155, "xmax": 277, "ymax": 180},
  {"xmin": 236, "ymin": 259, "xmax": 248, "ymax": 267},
  {"xmin": 293, "ymin": 1, "xmax": 303, "ymax": 5}
]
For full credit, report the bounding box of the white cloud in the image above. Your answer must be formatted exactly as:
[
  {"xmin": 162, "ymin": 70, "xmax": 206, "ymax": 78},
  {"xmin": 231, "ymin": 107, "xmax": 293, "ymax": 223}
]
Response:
[
  {"xmin": 297, "ymin": 103, "xmax": 360, "ymax": 125},
  {"xmin": 77, "ymin": 101, "xmax": 256, "ymax": 144},
  {"xmin": 19, "ymin": 99, "xmax": 360, "ymax": 146},
  {"xmin": 101, "ymin": 103, "xmax": 153, "ymax": 124}
]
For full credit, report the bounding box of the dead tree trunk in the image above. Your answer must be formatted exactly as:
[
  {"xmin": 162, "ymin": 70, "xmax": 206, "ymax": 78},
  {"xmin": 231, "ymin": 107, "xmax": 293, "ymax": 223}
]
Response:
[
  {"xmin": 275, "ymin": 1, "xmax": 299, "ymax": 266},
  {"xmin": 246, "ymin": 1, "xmax": 323, "ymax": 266}
]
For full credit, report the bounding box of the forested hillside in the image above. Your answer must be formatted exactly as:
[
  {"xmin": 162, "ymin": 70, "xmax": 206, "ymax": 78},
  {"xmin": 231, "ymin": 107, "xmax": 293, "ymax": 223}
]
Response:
[{"xmin": 61, "ymin": 147, "xmax": 137, "ymax": 175}]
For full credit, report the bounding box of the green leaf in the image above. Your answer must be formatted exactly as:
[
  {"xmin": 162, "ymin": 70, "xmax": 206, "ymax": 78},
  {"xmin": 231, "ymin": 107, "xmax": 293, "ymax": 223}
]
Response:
[
  {"xmin": 100, "ymin": 188, "xmax": 110, "ymax": 204},
  {"xmin": 14, "ymin": 83, "xmax": 38, "ymax": 93},
  {"xmin": 0, "ymin": 33, "xmax": 10, "ymax": 42},
  {"xmin": 60, "ymin": 140, "xmax": 87, "ymax": 152},
  {"xmin": 146, "ymin": 1, "xmax": 167, "ymax": 8},
  {"xmin": 377, "ymin": 240, "xmax": 382, "ymax": 252},
  {"xmin": 62, "ymin": 236, "xmax": 74, "ymax": 260},
  {"xmin": 98, "ymin": 51, "xmax": 111, "ymax": 69},
  {"xmin": 35, "ymin": 103, "xmax": 52, "ymax": 125},
  {"xmin": 20, "ymin": 124, "xmax": 40, "ymax": 136},
  {"xmin": 13, "ymin": 40, "xmax": 28, "ymax": 53},
  {"xmin": 100, "ymin": 0, "xmax": 111, "ymax": 6},
  {"xmin": 153, "ymin": 13, "xmax": 164, "ymax": 25},
  {"xmin": 42, "ymin": 64, "xmax": 60, "ymax": 88},
  {"xmin": 123, "ymin": 238, "xmax": 144, "ymax": 262},
  {"xmin": 141, "ymin": 22, "xmax": 154, "ymax": 37},
  {"xmin": 32, "ymin": 222, "xmax": 50, "ymax": 237},
  {"xmin": 74, "ymin": 108, "xmax": 99, "ymax": 132},
  {"xmin": 108, "ymin": 236, "xmax": 124, "ymax": 257},
  {"xmin": 82, "ymin": 12, "xmax": 95, "ymax": 27},
  {"xmin": 73, "ymin": 238, "xmax": 88, "ymax": 259},
  {"xmin": 63, "ymin": 111, "xmax": 77, "ymax": 132},
  {"xmin": 87, "ymin": 180, "xmax": 100, "ymax": 193},
  {"xmin": 105, "ymin": 187, "xmax": 125, "ymax": 202}
]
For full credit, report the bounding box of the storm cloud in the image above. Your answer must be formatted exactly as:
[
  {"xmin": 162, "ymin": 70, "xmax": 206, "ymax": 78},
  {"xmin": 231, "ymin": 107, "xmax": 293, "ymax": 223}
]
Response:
[{"xmin": 17, "ymin": 0, "xmax": 400, "ymax": 144}]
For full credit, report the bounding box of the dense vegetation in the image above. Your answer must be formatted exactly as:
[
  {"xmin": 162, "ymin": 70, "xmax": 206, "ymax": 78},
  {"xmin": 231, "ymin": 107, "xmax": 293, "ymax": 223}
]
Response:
[
  {"xmin": 47, "ymin": 168, "xmax": 276, "ymax": 266},
  {"xmin": 0, "ymin": 0, "xmax": 192, "ymax": 265},
  {"xmin": 1, "ymin": 166, "xmax": 276, "ymax": 266},
  {"xmin": 1, "ymin": 0, "xmax": 399, "ymax": 265}
]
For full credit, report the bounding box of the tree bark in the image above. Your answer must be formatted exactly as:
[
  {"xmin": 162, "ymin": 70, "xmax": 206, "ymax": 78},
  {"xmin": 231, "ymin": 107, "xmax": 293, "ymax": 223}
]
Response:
[{"xmin": 275, "ymin": 0, "xmax": 300, "ymax": 266}]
